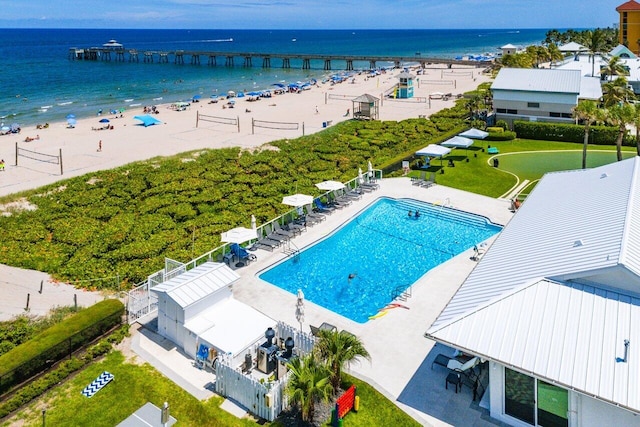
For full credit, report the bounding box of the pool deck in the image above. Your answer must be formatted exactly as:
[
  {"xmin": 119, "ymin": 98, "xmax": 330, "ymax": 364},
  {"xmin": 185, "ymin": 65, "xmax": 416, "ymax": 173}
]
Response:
[{"xmin": 227, "ymin": 177, "xmax": 514, "ymax": 426}]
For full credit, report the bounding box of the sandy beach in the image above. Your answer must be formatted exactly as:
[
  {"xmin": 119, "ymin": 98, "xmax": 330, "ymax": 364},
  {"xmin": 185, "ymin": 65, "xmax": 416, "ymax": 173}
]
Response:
[{"xmin": 0, "ymin": 64, "xmax": 490, "ymax": 320}]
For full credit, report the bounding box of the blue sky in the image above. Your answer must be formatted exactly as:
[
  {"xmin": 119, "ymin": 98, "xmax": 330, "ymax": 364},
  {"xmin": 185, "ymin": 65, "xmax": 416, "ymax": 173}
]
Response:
[{"xmin": 0, "ymin": 0, "xmax": 621, "ymax": 29}]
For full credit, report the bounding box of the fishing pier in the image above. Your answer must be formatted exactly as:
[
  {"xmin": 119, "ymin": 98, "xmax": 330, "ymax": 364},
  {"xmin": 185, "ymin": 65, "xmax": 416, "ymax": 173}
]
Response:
[{"xmin": 68, "ymin": 47, "xmax": 493, "ymax": 71}]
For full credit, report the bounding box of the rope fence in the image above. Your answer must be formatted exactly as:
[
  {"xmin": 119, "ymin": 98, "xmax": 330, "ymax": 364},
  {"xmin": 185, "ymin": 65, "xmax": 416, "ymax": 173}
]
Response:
[{"xmin": 15, "ymin": 143, "xmax": 63, "ymax": 175}]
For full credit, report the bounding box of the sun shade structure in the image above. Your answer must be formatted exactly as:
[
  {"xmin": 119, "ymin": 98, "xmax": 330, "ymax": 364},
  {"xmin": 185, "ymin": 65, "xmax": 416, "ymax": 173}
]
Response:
[
  {"xmin": 220, "ymin": 227, "xmax": 258, "ymax": 244},
  {"xmin": 459, "ymin": 128, "xmax": 489, "ymax": 139},
  {"xmin": 441, "ymin": 136, "xmax": 474, "ymax": 148},
  {"xmin": 415, "ymin": 144, "xmax": 451, "ymax": 158},
  {"xmin": 282, "ymin": 194, "xmax": 313, "ymax": 207},
  {"xmin": 315, "ymin": 180, "xmax": 346, "ymax": 191},
  {"xmin": 133, "ymin": 115, "xmax": 163, "ymax": 127}
]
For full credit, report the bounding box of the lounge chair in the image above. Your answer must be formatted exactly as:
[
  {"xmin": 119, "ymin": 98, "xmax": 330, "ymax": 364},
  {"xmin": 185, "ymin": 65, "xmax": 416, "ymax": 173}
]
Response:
[
  {"xmin": 361, "ymin": 180, "xmax": 379, "ymax": 190},
  {"xmin": 273, "ymin": 221, "xmax": 296, "ymax": 238},
  {"xmin": 230, "ymin": 243, "xmax": 257, "ymax": 264},
  {"xmin": 254, "ymin": 229, "xmax": 281, "ymax": 251},
  {"xmin": 420, "ymin": 172, "xmax": 436, "ymax": 188},
  {"xmin": 331, "ymin": 197, "xmax": 351, "ymax": 208},
  {"xmin": 310, "ymin": 325, "xmax": 321, "ymax": 337},
  {"xmin": 265, "ymin": 223, "xmax": 290, "ymax": 242},
  {"xmin": 314, "ymin": 198, "xmax": 336, "ymax": 214},
  {"xmin": 304, "ymin": 204, "xmax": 327, "ymax": 223},
  {"xmin": 412, "ymin": 171, "xmax": 426, "ymax": 186}
]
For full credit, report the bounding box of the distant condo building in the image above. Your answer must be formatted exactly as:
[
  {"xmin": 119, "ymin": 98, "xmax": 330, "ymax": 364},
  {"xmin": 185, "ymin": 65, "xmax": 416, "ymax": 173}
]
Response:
[{"xmin": 617, "ymin": 0, "xmax": 640, "ymax": 54}]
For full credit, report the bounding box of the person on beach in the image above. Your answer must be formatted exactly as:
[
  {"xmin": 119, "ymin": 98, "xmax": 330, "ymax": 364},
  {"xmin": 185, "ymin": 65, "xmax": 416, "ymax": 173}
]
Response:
[
  {"xmin": 97, "ymin": 140, "xmax": 102, "ymax": 152},
  {"xmin": 315, "ymin": 105, "xmax": 319, "ymax": 114},
  {"xmin": 0, "ymin": 159, "xmax": 5, "ymax": 171},
  {"xmin": 344, "ymin": 108, "xmax": 350, "ymax": 117}
]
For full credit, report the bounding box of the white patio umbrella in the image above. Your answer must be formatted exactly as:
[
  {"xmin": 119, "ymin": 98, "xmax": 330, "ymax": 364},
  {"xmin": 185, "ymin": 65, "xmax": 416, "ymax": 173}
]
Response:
[
  {"xmin": 315, "ymin": 180, "xmax": 345, "ymax": 191},
  {"xmin": 295, "ymin": 289, "xmax": 305, "ymax": 331},
  {"xmin": 251, "ymin": 214, "xmax": 257, "ymax": 230},
  {"xmin": 282, "ymin": 193, "xmax": 313, "ymax": 207},
  {"xmin": 220, "ymin": 227, "xmax": 258, "ymax": 243},
  {"xmin": 367, "ymin": 160, "xmax": 373, "ymax": 179}
]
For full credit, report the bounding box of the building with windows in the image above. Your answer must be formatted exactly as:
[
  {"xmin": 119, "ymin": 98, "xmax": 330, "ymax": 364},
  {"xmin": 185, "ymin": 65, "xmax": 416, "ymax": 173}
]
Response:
[
  {"xmin": 490, "ymin": 68, "xmax": 601, "ymax": 126},
  {"xmin": 617, "ymin": 0, "xmax": 640, "ymax": 55},
  {"xmin": 426, "ymin": 157, "xmax": 640, "ymax": 427}
]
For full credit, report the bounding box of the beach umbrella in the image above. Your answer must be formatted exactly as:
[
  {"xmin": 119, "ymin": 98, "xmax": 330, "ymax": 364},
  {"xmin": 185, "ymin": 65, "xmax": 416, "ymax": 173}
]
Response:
[
  {"xmin": 10, "ymin": 123, "xmax": 20, "ymax": 132},
  {"xmin": 66, "ymin": 118, "xmax": 77, "ymax": 126},
  {"xmin": 192, "ymin": 94, "xmax": 201, "ymax": 100},
  {"xmin": 66, "ymin": 114, "xmax": 75, "ymax": 119},
  {"xmin": 295, "ymin": 289, "xmax": 305, "ymax": 331},
  {"xmin": 315, "ymin": 180, "xmax": 345, "ymax": 191},
  {"xmin": 220, "ymin": 227, "xmax": 258, "ymax": 244},
  {"xmin": 282, "ymin": 194, "xmax": 313, "ymax": 207},
  {"xmin": 99, "ymin": 118, "xmax": 110, "ymax": 123}
]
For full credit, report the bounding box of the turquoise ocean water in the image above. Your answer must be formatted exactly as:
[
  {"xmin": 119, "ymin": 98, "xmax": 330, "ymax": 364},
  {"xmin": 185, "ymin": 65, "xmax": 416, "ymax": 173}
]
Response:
[{"xmin": 0, "ymin": 28, "xmax": 552, "ymax": 127}]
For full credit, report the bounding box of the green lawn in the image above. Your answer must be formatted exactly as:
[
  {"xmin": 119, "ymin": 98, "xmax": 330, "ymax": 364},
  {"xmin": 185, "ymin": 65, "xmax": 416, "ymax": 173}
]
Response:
[
  {"xmin": 3, "ymin": 351, "xmax": 259, "ymax": 427},
  {"xmin": 406, "ymin": 140, "xmax": 636, "ymax": 198}
]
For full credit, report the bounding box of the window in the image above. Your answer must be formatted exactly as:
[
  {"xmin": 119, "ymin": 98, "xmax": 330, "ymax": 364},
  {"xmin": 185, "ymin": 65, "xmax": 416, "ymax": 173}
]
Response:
[
  {"xmin": 507, "ymin": 109, "xmax": 518, "ymax": 115},
  {"xmin": 497, "ymin": 108, "xmax": 507, "ymax": 114},
  {"xmin": 550, "ymin": 112, "xmax": 561, "ymax": 118},
  {"xmin": 527, "ymin": 102, "xmax": 540, "ymax": 108}
]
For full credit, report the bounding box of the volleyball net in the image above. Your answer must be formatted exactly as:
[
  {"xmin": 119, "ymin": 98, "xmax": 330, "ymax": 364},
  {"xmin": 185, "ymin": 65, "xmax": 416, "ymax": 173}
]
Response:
[
  {"xmin": 15, "ymin": 143, "xmax": 63, "ymax": 175},
  {"xmin": 195, "ymin": 112, "xmax": 240, "ymax": 132},
  {"xmin": 252, "ymin": 118, "xmax": 303, "ymax": 135}
]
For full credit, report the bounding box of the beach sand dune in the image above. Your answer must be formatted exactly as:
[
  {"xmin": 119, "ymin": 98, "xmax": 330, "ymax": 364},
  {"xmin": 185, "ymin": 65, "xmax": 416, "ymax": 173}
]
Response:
[{"xmin": 0, "ymin": 65, "xmax": 490, "ymax": 319}]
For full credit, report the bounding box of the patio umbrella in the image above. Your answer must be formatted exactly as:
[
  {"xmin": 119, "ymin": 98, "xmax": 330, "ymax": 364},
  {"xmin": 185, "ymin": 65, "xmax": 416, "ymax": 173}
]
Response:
[
  {"xmin": 295, "ymin": 289, "xmax": 305, "ymax": 331},
  {"xmin": 282, "ymin": 194, "xmax": 313, "ymax": 207},
  {"xmin": 251, "ymin": 215, "xmax": 257, "ymax": 230},
  {"xmin": 99, "ymin": 118, "xmax": 110, "ymax": 123},
  {"xmin": 358, "ymin": 167, "xmax": 364, "ymax": 184},
  {"xmin": 315, "ymin": 180, "xmax": 345, "ymax": 191},
  {"xmin": 368, "ymin": 160, "xmax": 374, "ymax": 179},
  {"xmin": 192, "ymin": 94, "xmax": 201, "ymax": 100},
  {"xmin": 220, "ymin": 227, "xmax": 258, "ymax": 244}
]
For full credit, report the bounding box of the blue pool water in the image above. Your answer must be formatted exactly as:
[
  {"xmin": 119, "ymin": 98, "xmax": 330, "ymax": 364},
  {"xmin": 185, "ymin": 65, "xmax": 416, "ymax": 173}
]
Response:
[{"xmin": 259, "ymin": 198, "xmax": 502, "ymax": 323}]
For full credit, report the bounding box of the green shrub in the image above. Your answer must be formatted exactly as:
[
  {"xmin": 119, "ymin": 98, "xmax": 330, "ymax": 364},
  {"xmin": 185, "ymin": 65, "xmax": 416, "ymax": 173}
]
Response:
[
  {"xmin": 486, "ymin": 131, "xmax": 517, "ymax": 141},
  {"xmin": 486, "ymin": 127, "xmax": 504, "ymax": 133},
  {"xmin": 0, "ymin": 299, "xmax": 123, "ymax": 393},
  {"xmin": 513, "ymin": 121, "xmax": 621, "ymax": 145},
  {"xmin": 495, "ymin": 120, "xmax": 509, "ymax": 130}
]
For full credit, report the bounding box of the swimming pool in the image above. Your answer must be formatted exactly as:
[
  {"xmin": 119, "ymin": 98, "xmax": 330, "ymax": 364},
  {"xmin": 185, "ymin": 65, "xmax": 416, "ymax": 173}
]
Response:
[{"xmin": 259, "ymin": 198, "xmax": 502, "ymax": 323}]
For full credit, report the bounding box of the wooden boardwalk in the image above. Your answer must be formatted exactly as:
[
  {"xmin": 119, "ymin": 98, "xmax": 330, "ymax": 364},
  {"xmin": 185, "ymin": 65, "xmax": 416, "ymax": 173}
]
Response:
[{"xmin": 68, "ymin": 47, "xmax": 493, "ymax": 70}]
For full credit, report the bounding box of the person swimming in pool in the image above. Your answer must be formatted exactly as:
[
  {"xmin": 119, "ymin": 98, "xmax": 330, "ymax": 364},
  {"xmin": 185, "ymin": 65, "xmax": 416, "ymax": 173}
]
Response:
[
  {"xmin": 408, "ymin": 210, "xmax": 413, "ymax": 217},
  {"xmin": 415, "ymin": 210, "xmax": 421, "ymax": 218}
]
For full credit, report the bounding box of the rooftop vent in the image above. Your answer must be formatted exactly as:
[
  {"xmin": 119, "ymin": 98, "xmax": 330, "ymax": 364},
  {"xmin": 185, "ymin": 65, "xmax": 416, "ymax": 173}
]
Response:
[
  {"xmin": 573, "ymin": 239, "xmax": 584, "ymax": 247},
  {"xmin": 600, "ymin": 173, "xmax": 609, "ymax": 179}
]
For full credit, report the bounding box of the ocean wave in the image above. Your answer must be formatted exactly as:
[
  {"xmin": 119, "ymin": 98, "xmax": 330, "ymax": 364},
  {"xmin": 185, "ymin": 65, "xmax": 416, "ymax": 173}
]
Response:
[
  {"xmin": 196, "ymin": 38, "xmax": 233, "ymax": 43},
  {"xmin": 124, "ymin": 99, "xmax": 134, "ymax": 102},
  {"xmin": 129, "ymin": 103, "xmax": 141, "ymax": 107},
  {"xmin": 57, "ymin": 101, "xmax": 73, "ymax": 106}
]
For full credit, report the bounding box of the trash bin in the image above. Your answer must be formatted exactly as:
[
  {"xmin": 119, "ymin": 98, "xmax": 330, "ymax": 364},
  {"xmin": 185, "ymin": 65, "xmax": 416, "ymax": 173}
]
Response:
[
  {"xmin": 322, "ymin": 122, "xmax": 327, "ymax": 128},
  {"xmin": 493, "ymin": 158, "xmax": 499, "ymax": 168}
]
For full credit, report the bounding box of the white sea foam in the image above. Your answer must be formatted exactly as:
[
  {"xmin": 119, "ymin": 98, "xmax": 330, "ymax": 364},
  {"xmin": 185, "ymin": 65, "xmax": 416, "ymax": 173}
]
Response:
[{"xmin": 57, "ymin": 101, "xmax": 73, "ymax": 106}]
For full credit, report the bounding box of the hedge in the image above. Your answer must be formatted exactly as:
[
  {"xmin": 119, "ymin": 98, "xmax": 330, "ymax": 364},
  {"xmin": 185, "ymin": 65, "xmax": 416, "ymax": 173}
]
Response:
[
  {"xmin": 513, "ymin": 121, "xmax": 622, "ymax": 145},
  {"xmin": 0, "ymin": 299, "xmax": 123, "ymax": 393},
  {"xmin": 486, "ymin": 131, "xmax": 516, "ymax": 141}
]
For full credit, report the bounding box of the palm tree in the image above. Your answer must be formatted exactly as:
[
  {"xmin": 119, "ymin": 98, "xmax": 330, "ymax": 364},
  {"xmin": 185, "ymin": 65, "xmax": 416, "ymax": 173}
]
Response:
[
  {"xmin": 602, "ymin": 77, "xmax": 635, "ymax": 107},
  {"xmin": 286, "ymin": 354, "xmax": 333, "ymax": 423},
  {"xmin": 547, "ymin": 43, "xmax": 564, "ymax": 67},
  {"xmin": 315, "ymin": 330, "xmax": 370, "ymax": 395},
  {"xmin": 601, "ymin": 55, "xmax": 627, "ymax": 82},
  {"xmin": 465, "ymin": 94, "xmax": 483, "ymax": 120},
  {"xmin": 581, "ymin": 29, "xmax": 606, "ymax": 76},
  {"xmin": 603, "ymin": 103, "xmax": 636, "ymax": 161},
  {"xmin": 572, "ymin": 100, "xmax": 600, "ymax": 169}
]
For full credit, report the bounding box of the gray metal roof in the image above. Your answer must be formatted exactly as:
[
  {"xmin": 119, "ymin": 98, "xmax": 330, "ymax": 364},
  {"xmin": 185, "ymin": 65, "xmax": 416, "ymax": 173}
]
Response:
[
  {"xmin": 431, "ymin": 156, "xmax": 640, "ymax": 329},
  {"xmin": 151, "ymin": 262, "xmax": 239, "ymax": 308},
  {"xmin": 491, "ymin": 68, "xmax": 581, "ymax": 94},
  {"xmin": 558, "ymin": 41, "xmax": 587, "ymax": 52},
  {"xmin": 427, "ymin": 278, "xmax": 640, "ymax": 414},
  {"xmin": 353, "ymin": 93, "xmax": 379, "ymax": 102}
]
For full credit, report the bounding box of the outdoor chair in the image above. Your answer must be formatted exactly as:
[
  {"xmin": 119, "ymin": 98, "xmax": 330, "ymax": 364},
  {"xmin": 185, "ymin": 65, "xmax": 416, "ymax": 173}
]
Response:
[
  {"xmin": 412, "ymin": 171, "xmax": 427, "ymax": 186},
  {"xmin": 265, "ymin": 223, "xmax": 290, "ymax": 243},
  {"xmin": 273, "ymin": 222, "xmax": 296, "ymax": 238},
  {"xmin": 230, "ymin": 243, "xmax": 257, "ymax": 265},
  {"xmin": 304, "ymin": 204, "xmax": 327, "ymax": 222},
  {"xmin": 314, "ymin": 198, "xmax": 336, "ymax": 214},
  {"xmin": 421, "ymin": 172, "xmax": 436, "ymax": 188}
]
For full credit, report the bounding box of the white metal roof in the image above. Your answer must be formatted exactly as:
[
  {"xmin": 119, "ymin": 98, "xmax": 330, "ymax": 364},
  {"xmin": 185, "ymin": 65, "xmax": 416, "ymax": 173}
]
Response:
[
  {"xmin": 184, "ymin": 297, "xmax": 275, "ymax": 356},
  {"xmin": 579, "ymin": 75, "xmax": 604, "ymax": 100},
  {"xmin": 151, "ymin": 262, "xmax": 240, "ymax": 308},
  {"xmin": 558, "ymin": 41, "xmax": 586, "ymax": 52},
  {"xmin": 501, "ymin": 44, "xmax": 517, "ymax": 49},
  {"xmin": 427, "ymin": 278, "xmax": 640, "ymax": 414},
  {"xmin": 415, "ymin": 144, "xmax": 451, "ymax": 157},
  {"xmin": 432, "ymin": 156, "xmax": 640, "ymax": 329},
  {"xmin": 491, "ymin": 68, "xmax": 581, "ymax": 94}
]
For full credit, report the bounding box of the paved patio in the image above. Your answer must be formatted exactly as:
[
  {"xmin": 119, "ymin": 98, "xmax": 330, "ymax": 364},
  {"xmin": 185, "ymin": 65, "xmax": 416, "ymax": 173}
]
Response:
[{"xmin": 131, "ymin": 176, "xmax": 515, "ymax": 426}]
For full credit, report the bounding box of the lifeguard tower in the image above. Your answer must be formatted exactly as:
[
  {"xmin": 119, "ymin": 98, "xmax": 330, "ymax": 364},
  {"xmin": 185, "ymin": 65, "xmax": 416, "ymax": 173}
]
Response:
[{"xmin": 395, "ymin": 72, "xmax": 415, "ymax": 98}]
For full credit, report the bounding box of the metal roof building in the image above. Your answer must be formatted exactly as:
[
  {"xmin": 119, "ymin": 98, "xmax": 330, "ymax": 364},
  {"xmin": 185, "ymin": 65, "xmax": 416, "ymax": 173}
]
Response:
[{"xmin": 427, "ymin": 157, "xmax": 640, "ymax": 426}]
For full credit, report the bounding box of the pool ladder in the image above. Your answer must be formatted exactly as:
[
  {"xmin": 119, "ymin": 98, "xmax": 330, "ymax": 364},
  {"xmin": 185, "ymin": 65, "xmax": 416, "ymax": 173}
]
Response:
[
  {"xmin": 437, "ymin": 197, "xmax": 451, "ymax": 215},
  {"xmin": 283, "ymin": 240, "xmax": 300, "ymax": 262},
  {"xmin": 392, "ymin": 285, "xmax": 412, "ymax": 302}
]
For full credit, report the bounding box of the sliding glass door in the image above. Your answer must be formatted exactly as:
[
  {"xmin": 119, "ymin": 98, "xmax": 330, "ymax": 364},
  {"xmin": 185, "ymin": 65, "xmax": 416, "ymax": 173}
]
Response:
[{"xmin": 504, "ymin": 368, "xmax": 568, "ymax": 427}]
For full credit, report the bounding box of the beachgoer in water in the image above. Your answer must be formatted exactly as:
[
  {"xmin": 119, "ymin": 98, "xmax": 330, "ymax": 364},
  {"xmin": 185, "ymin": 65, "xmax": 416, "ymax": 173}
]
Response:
[{"xmin": 415, "ymin": 210, "xmax": 421, "ymax": 218}]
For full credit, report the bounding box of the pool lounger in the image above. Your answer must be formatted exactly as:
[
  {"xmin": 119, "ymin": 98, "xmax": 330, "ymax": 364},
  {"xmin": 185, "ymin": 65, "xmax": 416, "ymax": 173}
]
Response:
[
  {"xmin": 273, "ymin": 222, "xmax": 296, "ymax": 238},
  {"xmin": 254, "ymin": 237, "xmax": 281, "ymax": 251}
]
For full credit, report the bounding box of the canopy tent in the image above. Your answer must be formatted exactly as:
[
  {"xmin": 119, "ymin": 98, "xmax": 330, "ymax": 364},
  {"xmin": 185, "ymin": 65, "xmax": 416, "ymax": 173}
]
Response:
[
  {"xmin": 458, "ymin": 128, "xmax": 489, "ymax": 139},
  {"xmin": 133, "ymin": 115, "xmax": 163, "ymax": 127},
  {"xmin": 442, "ymin": 136, "xmax": 474, "ymax": 158},
  {"xmin": 415, "ymin": 144, "xmax": 451, "ymax": 167}
]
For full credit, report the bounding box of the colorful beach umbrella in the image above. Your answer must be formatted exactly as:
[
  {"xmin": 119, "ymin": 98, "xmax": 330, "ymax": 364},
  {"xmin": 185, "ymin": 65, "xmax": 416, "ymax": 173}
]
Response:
[{"xmin": 99, "ymin": 118, "xmax": 110, "ymax": 123}]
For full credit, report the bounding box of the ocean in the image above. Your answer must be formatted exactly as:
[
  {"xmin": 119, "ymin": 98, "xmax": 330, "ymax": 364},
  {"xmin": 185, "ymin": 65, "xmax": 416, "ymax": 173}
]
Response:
[{"xmin": 0, "ymin": 28, "xmax": 551, "ymax": 127}]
